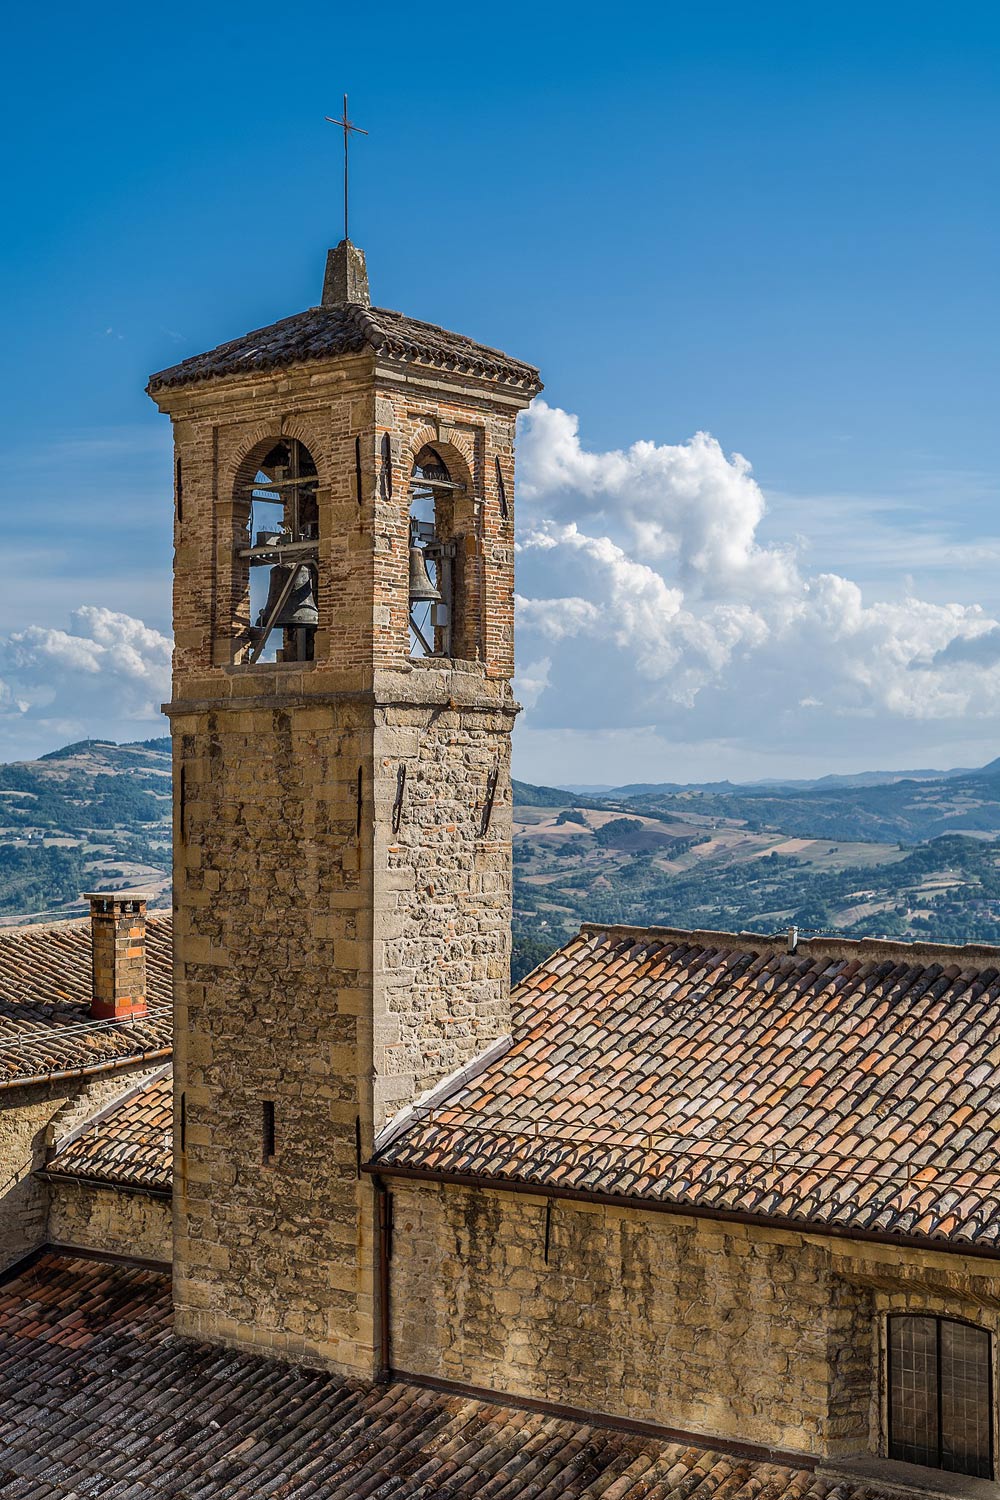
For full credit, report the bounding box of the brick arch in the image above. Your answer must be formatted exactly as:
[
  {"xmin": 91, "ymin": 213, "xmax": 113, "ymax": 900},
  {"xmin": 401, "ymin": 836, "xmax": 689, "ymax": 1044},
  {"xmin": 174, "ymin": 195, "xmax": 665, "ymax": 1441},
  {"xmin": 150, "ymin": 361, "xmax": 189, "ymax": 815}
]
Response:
[
  {"xmin": 222, "ymin": 426, "xmax": 329, "ymax": 665},
  {"xmin": 230, "ymin": 423, "xmax": 330, "ymax": 500},
  {"xmin": 407, "ymin": 427, "xmax": 475, "ymax": 487},
  {"xmin": 407, "ymin": 432, "xmax": 482, "ymax": 662}
]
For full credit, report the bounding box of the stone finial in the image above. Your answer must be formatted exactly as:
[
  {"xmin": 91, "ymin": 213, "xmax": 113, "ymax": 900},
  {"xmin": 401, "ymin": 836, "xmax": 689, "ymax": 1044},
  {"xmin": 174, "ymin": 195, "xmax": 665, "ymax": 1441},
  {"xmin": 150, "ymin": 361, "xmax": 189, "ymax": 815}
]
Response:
[
  {"xmin": 86, "ymin": 892, "xmax": 148, "ymax": 1020},
  {"xmin": 322, "ymin": 240, "xmax": 370, "ymax": 307}
]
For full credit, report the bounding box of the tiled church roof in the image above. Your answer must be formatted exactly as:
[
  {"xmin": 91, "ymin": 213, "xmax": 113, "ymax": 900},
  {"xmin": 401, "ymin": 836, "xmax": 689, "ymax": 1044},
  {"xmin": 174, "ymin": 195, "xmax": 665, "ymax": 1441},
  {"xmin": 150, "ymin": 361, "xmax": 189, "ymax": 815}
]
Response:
[
  {"xmin": 375, "ymin": 923, "xmax": 1000, "ymax": 1251},
  {"xmin": 0, "ymin": 915, "xmax": 172, "ymax": 1087},
  {"xmin": 0, "ymin": 1252, "xmax": 896, "ymax": 1499},
  {"xmin": 46, "ymin": 1066, "xmax": 172, "ymax": 1191},
  {"xmin": 147, "ymin": 303, "xmax": 542, "ymax": 393}
]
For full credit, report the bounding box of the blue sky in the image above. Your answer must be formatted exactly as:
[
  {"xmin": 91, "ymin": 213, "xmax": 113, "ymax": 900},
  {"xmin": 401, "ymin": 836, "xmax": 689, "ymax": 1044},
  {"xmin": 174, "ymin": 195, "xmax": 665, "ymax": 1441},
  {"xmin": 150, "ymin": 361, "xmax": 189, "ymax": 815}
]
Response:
[{"xmin": 1, "ymin": 1, "xmax": 999, "ymax": 783}]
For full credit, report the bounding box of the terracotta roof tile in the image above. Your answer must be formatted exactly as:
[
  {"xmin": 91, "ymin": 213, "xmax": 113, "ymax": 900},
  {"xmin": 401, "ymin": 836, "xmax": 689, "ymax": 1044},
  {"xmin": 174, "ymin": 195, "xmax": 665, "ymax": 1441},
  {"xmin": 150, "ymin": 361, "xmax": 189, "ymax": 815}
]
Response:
[
  {"xmin": 147, "ymin": 302, "xmax": 541, "ymax": 393},
  {"xmin": 376, "ymin": 924, "xmax": 1000, "ymax": 1250},
  {"xmin": 47, "ymin": 1067, "xmax": 172, "ymax": 1191},
  {"xmin": 0, "ymin": 1253, "xmax": 897, "ymax": 1499},
  {"xmin": 0, "ymin": 914, "xmax": 172, "ymax": 1086}
]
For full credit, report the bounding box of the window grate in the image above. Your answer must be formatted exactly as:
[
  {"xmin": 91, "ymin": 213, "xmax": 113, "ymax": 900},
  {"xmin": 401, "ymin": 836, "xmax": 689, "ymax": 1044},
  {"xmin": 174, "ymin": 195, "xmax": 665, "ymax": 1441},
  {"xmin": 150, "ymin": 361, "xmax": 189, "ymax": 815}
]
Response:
[{"xmin": 889, "ymin": 1315, "xmax": 992, "ymax": 1479}]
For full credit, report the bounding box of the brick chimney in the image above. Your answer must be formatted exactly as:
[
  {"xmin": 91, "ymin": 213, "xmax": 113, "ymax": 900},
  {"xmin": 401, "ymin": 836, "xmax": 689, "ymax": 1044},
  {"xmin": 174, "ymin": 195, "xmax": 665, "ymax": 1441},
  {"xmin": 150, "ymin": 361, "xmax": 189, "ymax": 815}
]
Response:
[{"xmin": 86, "ymin": 893, "xmax": 148, "ymax": 1020}]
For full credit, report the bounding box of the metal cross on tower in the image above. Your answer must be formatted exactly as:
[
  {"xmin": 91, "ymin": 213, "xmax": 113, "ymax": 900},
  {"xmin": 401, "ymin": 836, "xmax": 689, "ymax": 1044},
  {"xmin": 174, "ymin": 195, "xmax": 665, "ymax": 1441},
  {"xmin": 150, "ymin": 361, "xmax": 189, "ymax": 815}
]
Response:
[{"xmin": 325, "ymin": 94, "xmax": 368, "ymax": 243}]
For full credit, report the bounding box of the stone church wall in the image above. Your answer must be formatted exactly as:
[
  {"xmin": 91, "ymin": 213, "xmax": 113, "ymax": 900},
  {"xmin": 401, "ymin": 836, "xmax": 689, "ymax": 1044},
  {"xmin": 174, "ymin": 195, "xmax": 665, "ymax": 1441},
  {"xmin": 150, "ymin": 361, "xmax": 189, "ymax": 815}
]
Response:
[
  {"xmin": 0, "ymin": 1063, "xmax": 159, "ymax": 1272},
  {"xmin": 387, "ymin": 1180, "xmax": 1000, "ymax": 1461},
  {"xmin": 47, "ymin": 1180, "xmax": 171, "ymax": 1263}
]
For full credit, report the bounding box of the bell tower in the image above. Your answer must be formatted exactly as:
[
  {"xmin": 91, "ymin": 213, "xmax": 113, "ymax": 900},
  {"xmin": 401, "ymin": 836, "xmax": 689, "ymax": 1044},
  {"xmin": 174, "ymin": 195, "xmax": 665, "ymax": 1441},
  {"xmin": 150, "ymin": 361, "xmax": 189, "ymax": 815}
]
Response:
[{"xmin": 148, "ymin": 240, "xmax": 541, "ymax": 1373}]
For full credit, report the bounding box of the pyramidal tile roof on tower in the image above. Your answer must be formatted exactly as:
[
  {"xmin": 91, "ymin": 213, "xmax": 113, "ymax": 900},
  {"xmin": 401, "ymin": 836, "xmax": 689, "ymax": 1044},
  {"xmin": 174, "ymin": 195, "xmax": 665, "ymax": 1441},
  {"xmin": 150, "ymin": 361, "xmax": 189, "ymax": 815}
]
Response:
[
  {"xmin": 374, "ymin": 923, "xmax": 1000, "ymax": 1251},
  {"xmin": 0, "ymin": 1251, "xmax": 900, "ymax": 1500},
  {"xmin": 147, "ymin": 302, "xmax": 543, "ymax": 393},
  {"xmin": 0, "ymin": 914, "xmax": 172, "ymax": 1087}
]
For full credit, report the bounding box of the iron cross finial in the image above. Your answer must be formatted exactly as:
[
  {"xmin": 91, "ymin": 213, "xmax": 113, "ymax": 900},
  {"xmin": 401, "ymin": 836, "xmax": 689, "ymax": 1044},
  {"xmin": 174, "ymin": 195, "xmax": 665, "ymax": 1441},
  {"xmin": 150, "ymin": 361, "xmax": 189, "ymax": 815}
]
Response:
[{"xmin": 325, "ymin": 94, "xmax": 368, "ymax": 243}]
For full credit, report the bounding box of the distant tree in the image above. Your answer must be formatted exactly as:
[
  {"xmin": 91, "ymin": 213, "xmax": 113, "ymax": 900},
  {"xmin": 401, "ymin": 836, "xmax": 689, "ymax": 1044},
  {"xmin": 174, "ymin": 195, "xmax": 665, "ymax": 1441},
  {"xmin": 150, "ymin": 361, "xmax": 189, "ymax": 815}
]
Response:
[
  {"xmin": 511, "ymin": 931, "xmax": 559, "ymax": 985},
  {"xmin": 593, "ymin": 818, "xmax": 643, "ymax": 849}
]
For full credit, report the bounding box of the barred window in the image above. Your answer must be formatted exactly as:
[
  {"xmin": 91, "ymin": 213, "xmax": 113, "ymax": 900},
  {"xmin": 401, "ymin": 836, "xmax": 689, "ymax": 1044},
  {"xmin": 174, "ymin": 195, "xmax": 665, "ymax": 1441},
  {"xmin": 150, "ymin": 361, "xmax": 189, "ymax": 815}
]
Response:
[{"xmin": 888, "ymin": 1314, "xmax": 993, "ymax": 1479}]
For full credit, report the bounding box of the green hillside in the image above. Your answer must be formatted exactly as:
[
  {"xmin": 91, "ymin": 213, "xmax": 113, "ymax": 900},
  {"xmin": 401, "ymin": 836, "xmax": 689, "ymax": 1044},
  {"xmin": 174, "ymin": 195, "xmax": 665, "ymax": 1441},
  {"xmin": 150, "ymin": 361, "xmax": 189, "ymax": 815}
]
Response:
[
  {"xmin": 509, "ymin": 762, "xmax": 1000, "ymax": 978},
  {"xmin": 3, "ymin": 740, "xmax": 1000, "ymax": 983},
  {"xmin": 0, "ymin": 739, "xmax": 171, "ymax": 923},
  {"xmin": 615, "ymin": 766, "xmax": 1000, "ymax": 843}
]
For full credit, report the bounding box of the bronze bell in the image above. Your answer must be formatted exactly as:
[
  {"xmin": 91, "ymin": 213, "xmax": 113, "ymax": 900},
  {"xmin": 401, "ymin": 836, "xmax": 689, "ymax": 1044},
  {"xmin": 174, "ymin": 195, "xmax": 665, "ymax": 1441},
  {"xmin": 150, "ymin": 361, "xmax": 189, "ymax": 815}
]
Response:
[
  {"xmin": 409, "ymin": 544, "xmax": 442, "ymax": 605},
  {"xmin": 258, "ymin": 563, "xmax": 319, "ymax": 629}
]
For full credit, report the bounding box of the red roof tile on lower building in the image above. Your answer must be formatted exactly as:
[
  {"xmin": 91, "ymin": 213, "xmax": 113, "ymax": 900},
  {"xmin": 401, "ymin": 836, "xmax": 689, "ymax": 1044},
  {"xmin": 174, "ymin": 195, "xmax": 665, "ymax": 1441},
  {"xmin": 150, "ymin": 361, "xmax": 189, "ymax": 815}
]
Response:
[
  {"xmin": 0, "ymin": 913, "xmax": 172, "ymax": 1086},
  {"xmin": 0, "ymin": 1252, "xmax": 894, "ymax": 1498},
  {"xmin": 46, "ymin": 1066, "xmax": 172, "ymax": 1191},
  {"xmin": 375, "ymin": 924, "xmax": 1000, "ymax": 1251}
]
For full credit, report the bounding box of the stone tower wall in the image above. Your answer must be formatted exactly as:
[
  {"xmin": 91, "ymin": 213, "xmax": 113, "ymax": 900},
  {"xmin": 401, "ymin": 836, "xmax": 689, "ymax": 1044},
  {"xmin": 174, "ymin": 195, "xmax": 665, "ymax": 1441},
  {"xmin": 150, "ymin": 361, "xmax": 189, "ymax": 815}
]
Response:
[
  {"xmin": 157, "ymin": 349, "xmax": 531, "ymax": 1375},
  {"xmin": 371, "ymin": 667, "xmax": 516, "ymax": 1129},
  {"xmin": 170, "ymin": 688, "xmax": 377, "ymax": 1370},
  {"xmin": 168, "ymin": 363, "xmax": 520, "ymax": 683},
  {"xmin": 370, "ymin": 385, "xmax": 517, "ymax": 679},
  {"xmin": 169, "ymin": 358, "xmax": 376, "ymax": 678}
]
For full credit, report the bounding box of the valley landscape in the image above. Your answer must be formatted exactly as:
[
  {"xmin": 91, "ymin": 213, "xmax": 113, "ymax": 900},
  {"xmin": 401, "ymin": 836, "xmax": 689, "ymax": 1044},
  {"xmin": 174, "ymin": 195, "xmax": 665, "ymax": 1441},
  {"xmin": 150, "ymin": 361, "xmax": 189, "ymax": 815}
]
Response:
[{"xmin": 4, "ymin": 738, "xmax": 1000, "ymax": 981}]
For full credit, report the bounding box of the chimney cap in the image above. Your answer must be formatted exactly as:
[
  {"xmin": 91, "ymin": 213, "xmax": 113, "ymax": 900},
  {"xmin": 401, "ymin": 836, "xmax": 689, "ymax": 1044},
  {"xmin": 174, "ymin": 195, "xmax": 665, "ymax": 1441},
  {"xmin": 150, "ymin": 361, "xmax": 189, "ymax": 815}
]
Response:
[
  {"xmin": 322, "ymin": 239, "xmax": 370, "ymax": 307},
  {"xmin": 85, "ymin": 891, "xmax": 151, "ymax": 909}
]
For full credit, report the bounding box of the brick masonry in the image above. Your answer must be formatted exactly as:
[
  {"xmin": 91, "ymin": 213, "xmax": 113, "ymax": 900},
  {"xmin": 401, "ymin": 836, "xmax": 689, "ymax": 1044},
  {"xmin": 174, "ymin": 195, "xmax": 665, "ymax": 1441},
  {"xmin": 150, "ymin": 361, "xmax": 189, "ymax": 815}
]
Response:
[
  {"xmin": 387, "ymin": 1179, "xmax": 1000, "ymax": 1464},
  {"xmin": 151, "ymin": 338, "xmax": 533, "ymax": 1374},
  {"xmin": 88, "ymin": 894, "xmax": 148, "ymax": 1020}
]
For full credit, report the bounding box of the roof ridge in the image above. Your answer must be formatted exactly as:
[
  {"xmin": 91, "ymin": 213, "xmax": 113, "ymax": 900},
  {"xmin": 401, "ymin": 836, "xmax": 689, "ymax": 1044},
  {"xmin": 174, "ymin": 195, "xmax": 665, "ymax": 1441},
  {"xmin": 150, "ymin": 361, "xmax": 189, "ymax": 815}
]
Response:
[
  {"xmin": 365, "ymin": 304, "xmax": 540, "ymax": 367},
  {"xmin": 577, "ymin": 921, "xmax": 1000, "ymax": 968},
  {"xmin": 49, "ymin": 1062, "xmax": 171, "ymax": 1158}
]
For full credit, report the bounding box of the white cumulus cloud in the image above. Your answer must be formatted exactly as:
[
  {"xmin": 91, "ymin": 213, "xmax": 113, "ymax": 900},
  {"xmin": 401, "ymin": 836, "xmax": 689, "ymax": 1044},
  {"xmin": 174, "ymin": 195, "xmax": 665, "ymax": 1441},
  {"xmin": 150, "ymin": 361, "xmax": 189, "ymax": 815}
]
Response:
[
  {"xmin": 514, "ymin": 402, "xmax": 1000, "ymax": 751},
  {"xmin": 0, "ymin": 607, "xmax": 171, "ymax": 759},
  {"xmin": 513, "ymin": 657, "xmax": 552, "ymax": 711}
]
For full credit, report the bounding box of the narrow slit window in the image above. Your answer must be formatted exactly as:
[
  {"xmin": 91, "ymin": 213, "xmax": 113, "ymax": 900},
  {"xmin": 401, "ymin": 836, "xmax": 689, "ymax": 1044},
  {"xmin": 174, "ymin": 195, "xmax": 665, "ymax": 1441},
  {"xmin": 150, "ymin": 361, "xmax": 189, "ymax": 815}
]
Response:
[
  {"xmin": 495, "ymin": 454, "xmax": 508, "ymax": 519},
  {"xmin": 179, "ymin": 1091, "xmax": 186, "ymax": 1152},
  {"xmin": 262, "ymin": 1100, "xmax": 276, "ymax": 1163}
]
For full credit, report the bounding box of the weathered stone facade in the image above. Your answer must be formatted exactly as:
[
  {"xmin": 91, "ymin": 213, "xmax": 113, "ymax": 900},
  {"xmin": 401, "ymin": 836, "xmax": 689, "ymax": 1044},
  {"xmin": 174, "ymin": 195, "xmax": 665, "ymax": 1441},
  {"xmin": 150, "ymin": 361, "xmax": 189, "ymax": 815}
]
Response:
[
  {"xmin": 151, "ymin": 333, "xmax": 533, "ymax": 1374},
  {"xmin": 0, "ymin": 1064, "xmax": 157, "ymax": 1271},
  {"xmin": 47, "ymin": 1179, "xmax": 171, "ymax": 1262},
  {"xmin": 386, "ymin": 1180, "xmax": 1000, "ymax": 1465}
]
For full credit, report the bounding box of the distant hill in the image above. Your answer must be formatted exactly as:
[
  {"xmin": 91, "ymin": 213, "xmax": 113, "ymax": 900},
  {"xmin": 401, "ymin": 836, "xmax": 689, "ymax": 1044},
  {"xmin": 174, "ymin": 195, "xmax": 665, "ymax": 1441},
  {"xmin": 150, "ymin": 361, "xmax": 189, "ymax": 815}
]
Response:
[
  {"xmin": 512, "ymin": 779, "xmax": 576, "ymax": 808},
  {"xmin": 0, "ymin": 738, "xmax": 171, "ymax": 923},
  {"xmin": 609, "ymin": 764, "xmax": 1000, "ymax": 845},
  {"xmin": 606, "ymin": 764, "xmax": 979, "ymax": 797},
  {"xmin": 6, "ymin": 743, "xmax": 1000, "ymax": 980}
]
